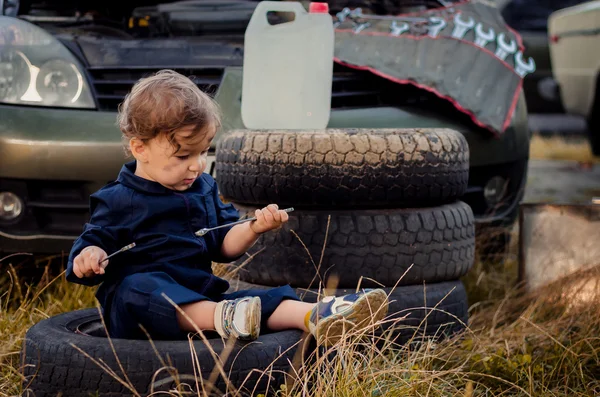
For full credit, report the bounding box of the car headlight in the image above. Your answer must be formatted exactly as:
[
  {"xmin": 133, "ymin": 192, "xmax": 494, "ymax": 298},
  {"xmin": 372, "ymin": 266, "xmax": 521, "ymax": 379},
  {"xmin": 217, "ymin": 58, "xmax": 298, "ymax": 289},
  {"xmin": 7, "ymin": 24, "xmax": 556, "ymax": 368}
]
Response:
[{"xmin": 0, "ymin": 16, "xmax": 95, "ymax": 109}]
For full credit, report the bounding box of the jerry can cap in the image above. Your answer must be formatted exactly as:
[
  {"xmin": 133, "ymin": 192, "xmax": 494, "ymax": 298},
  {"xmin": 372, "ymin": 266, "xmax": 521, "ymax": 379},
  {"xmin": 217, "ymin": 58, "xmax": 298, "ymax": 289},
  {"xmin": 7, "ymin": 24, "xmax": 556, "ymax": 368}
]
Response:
[{"xmin": 309, "ymin": 2, "xmax": 329, "ymax": 13}]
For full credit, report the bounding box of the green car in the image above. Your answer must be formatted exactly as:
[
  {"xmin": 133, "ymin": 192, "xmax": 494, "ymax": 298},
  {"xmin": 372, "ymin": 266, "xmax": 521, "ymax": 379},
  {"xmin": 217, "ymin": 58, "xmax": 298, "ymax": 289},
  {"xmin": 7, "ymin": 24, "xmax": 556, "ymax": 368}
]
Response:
[{"xmin": 0, "ymin": 1, "xmax": 529, "ymax": 254}]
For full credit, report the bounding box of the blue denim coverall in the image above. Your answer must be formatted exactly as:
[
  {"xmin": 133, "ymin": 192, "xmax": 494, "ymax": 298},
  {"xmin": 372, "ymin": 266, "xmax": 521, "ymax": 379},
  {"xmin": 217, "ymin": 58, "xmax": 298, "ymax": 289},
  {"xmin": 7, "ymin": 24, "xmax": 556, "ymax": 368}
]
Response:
[{"xmin": 66, "ymin": 161, "xmax": 298, "ymax": 340}]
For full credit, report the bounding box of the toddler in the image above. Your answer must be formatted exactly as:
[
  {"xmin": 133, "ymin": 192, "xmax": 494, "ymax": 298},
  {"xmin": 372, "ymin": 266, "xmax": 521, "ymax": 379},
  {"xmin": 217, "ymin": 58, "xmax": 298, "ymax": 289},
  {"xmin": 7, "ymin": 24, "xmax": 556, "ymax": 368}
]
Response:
[{"xmin": 67, "ymin": 70, "xmax": 389, "ymax": 346}]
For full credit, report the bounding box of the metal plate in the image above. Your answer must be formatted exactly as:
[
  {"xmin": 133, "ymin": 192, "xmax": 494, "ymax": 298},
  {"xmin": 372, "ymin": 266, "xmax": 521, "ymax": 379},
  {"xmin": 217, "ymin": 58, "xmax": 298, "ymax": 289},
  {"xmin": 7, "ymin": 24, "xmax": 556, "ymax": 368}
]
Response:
[{"xmin": 519, "ymin": 203, "xmax": 600, "ymax": 291}]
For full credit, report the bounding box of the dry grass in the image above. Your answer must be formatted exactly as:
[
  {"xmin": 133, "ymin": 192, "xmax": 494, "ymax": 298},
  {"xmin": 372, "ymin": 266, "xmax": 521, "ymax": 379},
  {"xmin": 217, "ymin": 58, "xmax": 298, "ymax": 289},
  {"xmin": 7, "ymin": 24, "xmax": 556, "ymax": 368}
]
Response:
[
  {"xmin": 0, "ymin": 255, "xmax": 97, "ymax": 396},
  {"xmin": 1, "ymin": 135, "xmax": 598, "ymax": 396},
  {"xmin": 529, "ymin": 134, "xmax": 599, "ymax": 163},
  {"xmin": 2, "ymin": 242, "xmax": 600, "ymax": 396}
]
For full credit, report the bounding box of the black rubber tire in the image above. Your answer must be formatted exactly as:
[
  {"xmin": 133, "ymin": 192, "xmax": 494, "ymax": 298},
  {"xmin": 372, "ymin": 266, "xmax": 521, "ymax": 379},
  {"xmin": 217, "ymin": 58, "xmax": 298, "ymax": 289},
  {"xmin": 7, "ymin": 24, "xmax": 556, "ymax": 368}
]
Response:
[
  {"xmin": 22, "ymin": 309, "xmax": 309, "ymax": 397},
  {"xmin": 227, "ymin": 279, "xmax": 469, "ymax": 345},
  {"xmin": 587, "ymin": 74, "xmax": 600, "ymax": 156},
  {"xmin": 215, "ymin": 128, "xmax": 469, "ymax": 208},
  {"xmin": 588, "ymin": 111, "xmax": 600, "ymax": 157},
  {"xmin": 232, "ymin": 201, "xmax": 475, "ymax": 288}
]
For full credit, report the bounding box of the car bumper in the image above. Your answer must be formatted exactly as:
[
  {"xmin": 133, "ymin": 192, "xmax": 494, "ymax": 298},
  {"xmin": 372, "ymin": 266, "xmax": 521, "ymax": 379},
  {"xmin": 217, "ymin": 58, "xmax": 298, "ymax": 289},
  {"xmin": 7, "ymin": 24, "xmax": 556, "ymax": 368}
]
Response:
[
  {"xmin": 0, "ymin": 230, "xmax": 75, "ymax": 254},
  {"xmin": 0, "ymin": 105, "xmax": 125, "ymax": 181}
]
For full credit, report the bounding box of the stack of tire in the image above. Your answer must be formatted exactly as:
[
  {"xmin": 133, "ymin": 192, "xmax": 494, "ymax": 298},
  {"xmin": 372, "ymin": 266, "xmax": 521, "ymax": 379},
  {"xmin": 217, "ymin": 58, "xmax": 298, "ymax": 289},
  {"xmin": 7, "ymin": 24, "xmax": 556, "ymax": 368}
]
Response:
[{"xmin": 216, "ymin": 128, "xmax": 475, "ymax": 345}]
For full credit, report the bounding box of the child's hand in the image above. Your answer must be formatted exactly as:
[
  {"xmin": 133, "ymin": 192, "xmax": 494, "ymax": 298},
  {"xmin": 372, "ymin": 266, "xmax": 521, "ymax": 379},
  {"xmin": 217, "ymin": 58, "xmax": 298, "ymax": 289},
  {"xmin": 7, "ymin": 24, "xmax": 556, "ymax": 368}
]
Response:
[
  {"xmin": 250, "ymin": 204, "xmax": 289, "ymax": 234},
  {"xmin": 73, "ymin": 246, "xmax": 108, "ymax": 278}
]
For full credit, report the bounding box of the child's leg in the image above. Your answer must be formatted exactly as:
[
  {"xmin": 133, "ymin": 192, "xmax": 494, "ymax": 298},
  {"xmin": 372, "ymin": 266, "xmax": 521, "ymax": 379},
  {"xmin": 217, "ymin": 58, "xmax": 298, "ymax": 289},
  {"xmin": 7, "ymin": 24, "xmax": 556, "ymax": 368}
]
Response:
[
  {"xmin": 177, "ymin": 301, "xmax": 218, "ymax": 332},
  {"xmin": 271, "ymin": 290, "xmax": 390, "ymax": 346},
  {"xmin": 266, "ymin": 300, "xmax": 316, "ymax": 332},
  {"xmin": 180, "ymin": 296, "xmax": 262, "ymax": 340}
]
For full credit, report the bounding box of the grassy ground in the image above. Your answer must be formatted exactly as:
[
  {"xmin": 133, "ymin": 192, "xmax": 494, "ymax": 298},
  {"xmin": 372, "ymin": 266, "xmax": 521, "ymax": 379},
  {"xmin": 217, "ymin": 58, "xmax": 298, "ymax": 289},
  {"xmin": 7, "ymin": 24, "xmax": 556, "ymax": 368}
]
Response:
[
  {"xmin": 1, "ymin": 135, "xmax": 598, "ymax": 396},
  {"xmin": 529, "ymin": 134, "xmax": 598, "ymax": 163},
  {"xmin": 3, "ymin": 250, "xmax": 600, "ymax": 396}
]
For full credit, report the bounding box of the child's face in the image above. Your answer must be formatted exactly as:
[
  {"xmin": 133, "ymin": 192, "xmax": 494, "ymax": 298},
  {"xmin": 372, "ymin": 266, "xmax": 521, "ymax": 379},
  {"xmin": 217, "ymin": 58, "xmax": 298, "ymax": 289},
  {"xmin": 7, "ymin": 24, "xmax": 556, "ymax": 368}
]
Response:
[{"xmin": 132, "ymin": 125, "xmax": 215, "ymax": 191}]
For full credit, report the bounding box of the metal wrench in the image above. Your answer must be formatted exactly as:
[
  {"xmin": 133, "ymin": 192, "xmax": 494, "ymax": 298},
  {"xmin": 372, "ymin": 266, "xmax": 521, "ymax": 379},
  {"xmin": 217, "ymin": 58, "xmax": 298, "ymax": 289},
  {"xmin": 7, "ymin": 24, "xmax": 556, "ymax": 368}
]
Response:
[
  {"xmin": 195, "ymin": 207, "xmax": 295, "ymax": 236},
  {"xmin": 99, "ymin": 242, "xmax": 136, "ymax": 265}
]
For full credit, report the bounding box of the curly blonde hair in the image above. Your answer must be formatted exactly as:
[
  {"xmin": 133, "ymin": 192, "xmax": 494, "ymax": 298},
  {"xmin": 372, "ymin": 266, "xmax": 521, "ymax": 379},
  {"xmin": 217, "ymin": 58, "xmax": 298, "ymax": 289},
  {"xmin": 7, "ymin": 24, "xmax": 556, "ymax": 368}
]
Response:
[{"xmin": 117, "ymin": 69, "xmax": 221, "ymax": 156}]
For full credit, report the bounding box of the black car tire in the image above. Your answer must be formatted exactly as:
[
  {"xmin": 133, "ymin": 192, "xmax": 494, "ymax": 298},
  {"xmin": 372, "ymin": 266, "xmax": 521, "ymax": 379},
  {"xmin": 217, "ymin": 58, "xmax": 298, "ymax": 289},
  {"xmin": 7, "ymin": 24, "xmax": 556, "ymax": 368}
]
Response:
[
  {"xmin": 588, "ymin": 84, "xmax": 600, "ymax": 156},
  {"xmin": 589, "ymin": 118, "xmax": 600, "ymax": 156},
  {"xmin": 215, "ymin": 128, "xmax": 469, "ymax": 208},
  {"xmin": 22, "ymin": 309, "xmax": 308, "ymax": 397},
  {"xmin": 232, "ymin": 201, "xmax": 475, "ymax": 288},
  {"xmin": 227, "ymin": 279, "xmax": 469, "ymax": 345}
]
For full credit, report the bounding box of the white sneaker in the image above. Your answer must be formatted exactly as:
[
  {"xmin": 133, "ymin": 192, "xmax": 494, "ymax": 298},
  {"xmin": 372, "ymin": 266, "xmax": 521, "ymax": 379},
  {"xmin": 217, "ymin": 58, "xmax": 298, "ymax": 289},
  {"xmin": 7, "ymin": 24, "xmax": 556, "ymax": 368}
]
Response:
[
  {"xmin": 214, "ymin": 296, "xmax": 261, "ymax": 340},
  {"xmin": 307, "ymin": 289, "xmax": 389, "ymax": 346}
]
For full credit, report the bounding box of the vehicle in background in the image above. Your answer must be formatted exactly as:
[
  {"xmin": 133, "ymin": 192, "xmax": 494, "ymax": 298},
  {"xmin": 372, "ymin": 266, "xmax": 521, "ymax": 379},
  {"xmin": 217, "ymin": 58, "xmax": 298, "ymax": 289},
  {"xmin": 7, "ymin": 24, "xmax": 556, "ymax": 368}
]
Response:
[
  {"xmin": 548, "ymin": 0, "xmax": 600, "ymax": 155},
  {"xmin": 0, "ymin": 0, "xmax": 530, "ymax": 255},
  {"xmin": 500, "ymin": 0, "xmax": 590, "ymax": 115}
]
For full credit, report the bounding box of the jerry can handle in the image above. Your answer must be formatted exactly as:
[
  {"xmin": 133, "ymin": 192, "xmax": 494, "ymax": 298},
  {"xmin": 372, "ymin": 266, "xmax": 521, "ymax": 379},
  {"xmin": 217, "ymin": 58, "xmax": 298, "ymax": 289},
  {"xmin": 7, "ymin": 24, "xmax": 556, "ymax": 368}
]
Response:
[{"xmin": 249, "ymin": 1, "xmax": 307, "ymax": 28}]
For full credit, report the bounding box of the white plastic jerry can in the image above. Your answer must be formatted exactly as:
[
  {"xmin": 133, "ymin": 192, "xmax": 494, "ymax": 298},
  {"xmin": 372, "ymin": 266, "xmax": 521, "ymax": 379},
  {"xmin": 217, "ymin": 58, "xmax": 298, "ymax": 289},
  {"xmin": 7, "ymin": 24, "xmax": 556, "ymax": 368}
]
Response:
[{"xmin": 242, "ymin": 1, "xmax": 334, "ymax": 130}]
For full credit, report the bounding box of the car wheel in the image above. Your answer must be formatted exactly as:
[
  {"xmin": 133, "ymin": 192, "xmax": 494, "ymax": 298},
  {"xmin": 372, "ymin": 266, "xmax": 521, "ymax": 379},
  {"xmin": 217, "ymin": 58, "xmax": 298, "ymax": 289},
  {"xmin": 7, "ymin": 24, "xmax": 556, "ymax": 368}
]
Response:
[
  {"xmin": 230, "ymin": 201, "xmax": 475, "ymax": 288},
  {"xmin": 588, "ymin": 74, "xmax": 600, "ymax": 157},
  {"xmin": 215, "ymin": 128, "xmax": 469, "ymax": 208},
  {"xmin": 588, "ymin": 110, "xmax": 600, "ymax": 157},
  {"xmin": 22, "ymin": 309, "xmax": 308, "ymax": 397}
]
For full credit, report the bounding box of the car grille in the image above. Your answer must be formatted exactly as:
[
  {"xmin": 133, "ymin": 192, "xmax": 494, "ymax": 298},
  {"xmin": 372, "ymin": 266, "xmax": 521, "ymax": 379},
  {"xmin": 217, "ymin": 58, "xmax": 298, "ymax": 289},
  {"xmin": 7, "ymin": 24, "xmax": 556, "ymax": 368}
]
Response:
[
  {"xmin": 87, "ymin": 64, "xmax": 401, "ymax": 111},
  {"xmin": 88, "ymin": 66, "xmax": 225, "ymax": 111}
]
